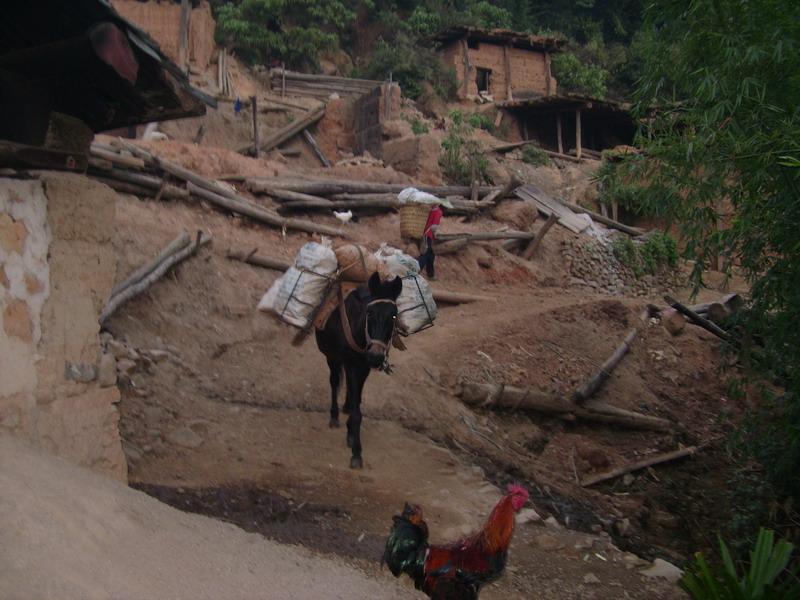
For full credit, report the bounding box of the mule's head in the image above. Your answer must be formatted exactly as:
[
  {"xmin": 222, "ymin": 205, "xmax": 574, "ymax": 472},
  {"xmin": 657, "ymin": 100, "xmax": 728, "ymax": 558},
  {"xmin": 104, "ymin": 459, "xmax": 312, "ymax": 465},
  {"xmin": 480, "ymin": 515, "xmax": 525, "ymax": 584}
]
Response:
[{"xmin": 365, "ymin": 272, "xmax": 402, "ymax": 369}]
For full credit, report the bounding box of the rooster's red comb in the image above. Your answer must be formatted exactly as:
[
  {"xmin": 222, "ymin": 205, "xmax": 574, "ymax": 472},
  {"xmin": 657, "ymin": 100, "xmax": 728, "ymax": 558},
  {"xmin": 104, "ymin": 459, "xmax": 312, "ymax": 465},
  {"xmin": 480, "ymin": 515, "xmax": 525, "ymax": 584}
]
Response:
[{"xmin": 506, "ymin": 483, "xmax": 529, "ymax": 498}]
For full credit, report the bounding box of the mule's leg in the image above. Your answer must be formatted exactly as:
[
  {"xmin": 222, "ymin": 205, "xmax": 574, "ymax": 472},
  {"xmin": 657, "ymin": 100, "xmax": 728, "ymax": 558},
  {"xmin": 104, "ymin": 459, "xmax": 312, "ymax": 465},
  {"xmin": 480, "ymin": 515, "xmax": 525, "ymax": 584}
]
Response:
[
  {"xmin": 327, "ymin": 357, "xmax": 342, "ymax": 428},
  {"xmin": 344, "ymin": 363, "xmax": 370, "ymax": 469}
]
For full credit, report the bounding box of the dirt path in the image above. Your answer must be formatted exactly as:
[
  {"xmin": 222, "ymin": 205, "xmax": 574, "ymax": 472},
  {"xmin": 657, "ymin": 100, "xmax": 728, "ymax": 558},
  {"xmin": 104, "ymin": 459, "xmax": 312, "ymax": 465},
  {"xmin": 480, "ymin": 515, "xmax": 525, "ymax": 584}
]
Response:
[
  {"xmin": 84, "ymin": 180, "xmax": 755, "ymax": 599},
  {"xmin": 0, "ymin": 435, "xmax": 412, "ymax": 600}
]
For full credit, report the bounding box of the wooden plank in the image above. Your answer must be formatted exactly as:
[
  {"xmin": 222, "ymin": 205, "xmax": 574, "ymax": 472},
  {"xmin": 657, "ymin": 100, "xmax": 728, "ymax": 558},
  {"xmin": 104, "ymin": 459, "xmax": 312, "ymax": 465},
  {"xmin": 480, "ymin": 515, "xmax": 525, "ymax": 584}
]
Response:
[
  {"xmin": 302, "ymin": 130, "xmax": 331, "ymax": 167},
  {"xmin": 0, "ymin": 141, "xmax": 87, "ymax": 171},
  {"xmin": 560, "ymin": 199, "xmax": 645, "ymax": 236},
  {"xmin": 240, "ymin": 104, "xmax": 326, "ymax": 155},
  {"xmin": 514, "ymin": 185, "xmax": 590, "ymax": 234},
  {"xmin": 522, "ymin": 213, "xmax": 558, "ymax": 259}
]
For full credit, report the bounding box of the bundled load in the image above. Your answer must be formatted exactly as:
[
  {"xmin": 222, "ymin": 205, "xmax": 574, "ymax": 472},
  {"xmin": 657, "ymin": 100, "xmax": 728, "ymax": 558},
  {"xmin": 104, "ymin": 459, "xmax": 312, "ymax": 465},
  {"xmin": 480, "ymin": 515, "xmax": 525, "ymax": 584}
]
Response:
[
  {"xmin": 375, "ymin": 244, "xmax": 437, "ymax": 334},
  {"xmin": 258, "ymin": 240, "xmax": 436, "ymax": 335},
  {"xmin": 258, "ymin": 240, "xmax": 338, "ymax": 328},
  {"xmin": 335, "ymin": 244, "xmax": 389, "ymax": 282}
]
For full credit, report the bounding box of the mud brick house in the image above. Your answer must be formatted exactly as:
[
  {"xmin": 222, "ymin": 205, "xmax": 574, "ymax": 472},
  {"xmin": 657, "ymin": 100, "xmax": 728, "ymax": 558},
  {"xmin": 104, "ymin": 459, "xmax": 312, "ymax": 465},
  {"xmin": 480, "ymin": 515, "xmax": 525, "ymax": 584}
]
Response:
[
  {"xmin": 434, "ymin": 27, "xmax": 567, "ymax": 102},
  {"xmin": 0, "ymin": 0, "xmax": 213, "ymax": 481},
  {"xmin": 110, "ymin": 0, "xmax": 217, "ymax": 72}
]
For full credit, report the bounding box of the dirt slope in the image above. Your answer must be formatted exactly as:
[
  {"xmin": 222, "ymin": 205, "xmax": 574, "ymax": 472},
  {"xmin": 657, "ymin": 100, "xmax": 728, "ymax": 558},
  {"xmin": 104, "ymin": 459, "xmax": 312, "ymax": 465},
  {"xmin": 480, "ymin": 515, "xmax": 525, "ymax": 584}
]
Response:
[
  {"xmin": 0, "ymin": 434, "xmax": 411, "ymax": 600},
  {"xmin": 91, "ymin": 181, "xmax": 739, "ymax": 598}
]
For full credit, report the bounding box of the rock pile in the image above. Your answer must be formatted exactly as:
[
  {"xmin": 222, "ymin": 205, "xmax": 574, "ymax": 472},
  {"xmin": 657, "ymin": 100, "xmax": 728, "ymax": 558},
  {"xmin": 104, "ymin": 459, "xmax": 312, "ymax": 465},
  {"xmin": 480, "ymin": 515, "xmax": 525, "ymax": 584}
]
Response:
[{"xmin": 562, "ymin": 236, "xmax": 681, "ymax": 298}]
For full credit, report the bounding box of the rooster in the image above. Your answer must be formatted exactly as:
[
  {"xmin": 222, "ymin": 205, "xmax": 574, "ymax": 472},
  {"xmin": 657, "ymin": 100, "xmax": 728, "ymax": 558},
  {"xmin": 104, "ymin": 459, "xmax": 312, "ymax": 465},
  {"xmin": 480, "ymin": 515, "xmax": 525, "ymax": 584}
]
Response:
[{"xmin": 383, "ymin": 484, "xmax": 529, "ymax": 600}]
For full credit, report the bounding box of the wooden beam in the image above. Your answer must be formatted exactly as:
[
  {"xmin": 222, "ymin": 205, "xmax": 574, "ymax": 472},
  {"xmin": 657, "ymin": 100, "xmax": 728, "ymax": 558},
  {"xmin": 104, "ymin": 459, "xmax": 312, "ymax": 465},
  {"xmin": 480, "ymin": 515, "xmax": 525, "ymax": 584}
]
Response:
[
  {"xmin": 251, "ymin": 96, "xmax": 260, "ymax": 159},
  {"xmin": 575, "ymin": 109, "xmax": 582, "ymax": 160},
  {"xmin": 504, "ymin": 45, "xmax": 513, "ymax": 101},
  {"xmin": 581, "ymin": 446, "xmax": 699, "ymax": 487},
  {"xmin": 556, "ymin": 112, "xmax": 564, "ymax": 154},
  {"xmin": 522, "ymin": 213, "xmax": 557, "ymax": 259},
  {"xmin": 572, "ymin": 329, "xmax": 637, "ymax": 404},
  {"xmin": 492, "ymin": 140, "xmax": 583, "ymax": 163},
  {"xmin": 664, "ymin": 295, "xmax": 733, "ymax": 343},
  {"xmin": 545, "ymin": 51, "xmax": 552, "ymax": 96},
  {"xmin": 100, "ymin": 233, "xmax": 211, "ymax": 324},
  {"xmin": 239, "ymin": 104, "xmax": 326, "ymax": 155},
  {"xmin": 459, "ymin": 382, "xmax": 674, "ymax": 431},
  {"xmin": 178, "ymin": 0, "xmax": 190, "ymax": 71},
  {"xmin": 302, "ymin": 130, "xmax": 331, "ymax": 167},
  {"xmin": 111, "ymin": 233, "xmax": 191, "ymax": 297}
]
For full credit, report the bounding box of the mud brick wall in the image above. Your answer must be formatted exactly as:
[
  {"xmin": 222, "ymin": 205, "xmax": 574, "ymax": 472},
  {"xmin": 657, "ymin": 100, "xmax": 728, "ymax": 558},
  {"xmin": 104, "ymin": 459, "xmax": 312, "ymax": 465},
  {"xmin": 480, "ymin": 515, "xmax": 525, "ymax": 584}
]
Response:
[
  {"xmin": 439, "ymin": 40, "xmax": 555, "ymax": 101},
  {"xmin": 0, "ymin": 175, "xmax": 126, "ymax": 481},
  {"xmin": 111, "ymin": 0, "xmax": 217, "ymax": 70}
]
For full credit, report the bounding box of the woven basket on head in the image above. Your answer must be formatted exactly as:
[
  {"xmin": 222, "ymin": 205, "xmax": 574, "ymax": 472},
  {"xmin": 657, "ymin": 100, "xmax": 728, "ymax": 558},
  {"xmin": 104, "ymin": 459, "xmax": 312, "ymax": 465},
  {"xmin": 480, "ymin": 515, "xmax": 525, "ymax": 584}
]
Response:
[{"xmin": 399, "ymin": 203, "xmax": 430, "ymax": 239}]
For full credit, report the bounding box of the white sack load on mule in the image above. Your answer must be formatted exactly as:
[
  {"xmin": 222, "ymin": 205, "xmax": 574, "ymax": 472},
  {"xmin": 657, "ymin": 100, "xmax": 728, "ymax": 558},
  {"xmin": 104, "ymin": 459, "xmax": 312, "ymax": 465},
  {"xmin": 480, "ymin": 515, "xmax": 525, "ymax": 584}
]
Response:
[
  {"xmin": 257, "ymin": 240, "xmax": 338, "ymax": 328},
  {"xmin": 375, "ymin": 244, "xmax": 437, "ymax": 334}
]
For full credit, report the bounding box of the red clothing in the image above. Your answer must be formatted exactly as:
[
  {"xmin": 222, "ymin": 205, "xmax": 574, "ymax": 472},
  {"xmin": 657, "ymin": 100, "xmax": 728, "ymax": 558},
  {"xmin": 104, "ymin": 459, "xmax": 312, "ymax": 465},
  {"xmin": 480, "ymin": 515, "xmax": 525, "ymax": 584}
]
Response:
[{"xmin": 423, "ymin": 206, "xmax": 443, "ymax": 240}]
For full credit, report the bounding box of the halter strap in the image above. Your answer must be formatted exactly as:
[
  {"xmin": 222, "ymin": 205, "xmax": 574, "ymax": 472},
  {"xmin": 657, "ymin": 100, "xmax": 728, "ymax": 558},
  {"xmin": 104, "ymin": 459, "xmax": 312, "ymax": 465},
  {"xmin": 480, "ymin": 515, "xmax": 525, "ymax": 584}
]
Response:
[{"xmin": 338, "ymin": 285, "xmax": 397, "ymax": 357}]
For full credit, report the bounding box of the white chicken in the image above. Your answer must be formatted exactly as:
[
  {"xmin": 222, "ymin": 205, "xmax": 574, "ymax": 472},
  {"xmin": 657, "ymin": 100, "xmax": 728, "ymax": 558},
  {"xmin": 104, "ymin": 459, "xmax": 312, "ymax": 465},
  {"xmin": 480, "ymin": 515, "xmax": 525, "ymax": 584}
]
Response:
[{"xmin": 333, "ymin": 210, "xmax": 353, "ymax": 224}]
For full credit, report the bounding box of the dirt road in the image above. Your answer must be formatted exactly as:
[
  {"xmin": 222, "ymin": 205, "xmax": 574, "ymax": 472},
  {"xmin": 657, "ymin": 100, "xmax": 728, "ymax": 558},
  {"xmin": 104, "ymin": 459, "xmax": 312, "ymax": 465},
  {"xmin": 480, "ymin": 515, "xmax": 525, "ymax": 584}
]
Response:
[{"xmin": 0, "ymin": 434, "xmax": 413, "ymax": 600}]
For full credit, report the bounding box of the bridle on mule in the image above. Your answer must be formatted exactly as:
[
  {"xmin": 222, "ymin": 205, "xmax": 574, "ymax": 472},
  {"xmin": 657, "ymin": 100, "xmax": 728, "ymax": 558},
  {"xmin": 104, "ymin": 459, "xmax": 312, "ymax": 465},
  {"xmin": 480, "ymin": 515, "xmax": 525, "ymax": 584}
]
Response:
[{"xmin": 337, "ymin": 284, "xmax": 397, "ymax": 370}]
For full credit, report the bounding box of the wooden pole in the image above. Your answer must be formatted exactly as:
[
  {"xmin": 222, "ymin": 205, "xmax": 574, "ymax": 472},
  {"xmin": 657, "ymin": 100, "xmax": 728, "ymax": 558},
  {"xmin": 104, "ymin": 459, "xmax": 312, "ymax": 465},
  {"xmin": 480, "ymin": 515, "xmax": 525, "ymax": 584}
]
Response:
[
  {"xmin": 664, "ymin": 295, "xmax": 732, "ymax": 342},
  {"xmin": 504, "ymin": 45, "xmax": 513, "ymax": 101},
  {"xmin": 575, "ymin": 109, "xmax": 582, "ymax": 160},
  {"xmin": 302, "ymin": 130, "xmax": 331, "ymax": 167},
  {"xmin": 100, "ymin": 233, "xmax": 211, "ymax": 324},
  {"xmin": 111, "ymin": 233, "xmax": 191, "ymax": 297},
  {"xmin": 581, "ymin": 446, "xmax": 699, "ymax": 487},
  {"xmin": 247, "ymin": 178, "xmax": 497, "ymax": 198},
  {"xmin": 437, "ymin": 231, "xmax": 535, "ymax": 242},
  {"xmin": 186, "ymin": 182, "xmax": 348, "ymax": 238},
  {"xmin": 572, "ymin": 329, "xmax": 637, "ymax": 404},
  {"xmin": 522, "ymin": 213, "xmax": 558, "ymax": 260},
  {"xmin": 281, "ymin": 62, "xmax": 286, "ymax": 98},
  {"xmin": 227, "ymin": 249, "xmax": 292, "ymax": 271},
  {"xmin": 492, "ymin": 140, "xmax": 583, "ymax": 163},
  {"xmin": 545, "ymin": 52, "xmax": 552, "ymax": 96},
  {"xmin": 459, "ymin": 382, "xmax": 674, "ymax": 431},
  {"xmin": 251, "ymin": 96, "xmax": 260, "ymax": 159},
  {"xmin": 556, "ymin": 113, "xmax": 564, "ymax": 154},
  {"xmin": 178, "ymin": 0, "xmax": 190, "ymax": 72},
  {"xmin": 239, "ymin": 104, "xmax": 326, "ymax": 155}
]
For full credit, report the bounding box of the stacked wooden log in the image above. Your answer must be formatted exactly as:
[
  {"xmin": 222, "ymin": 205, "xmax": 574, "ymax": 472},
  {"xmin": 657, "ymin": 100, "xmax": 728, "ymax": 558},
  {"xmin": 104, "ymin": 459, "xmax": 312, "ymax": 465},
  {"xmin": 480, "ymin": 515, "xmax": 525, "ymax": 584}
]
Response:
[
  {"xmin": 86, "ymin": 140, "xmax": 348, "ymax": 239},
  {"xmin": 268, "ymin": 69, "xmax": 384, "ymax": 99},
  {"xmin": 244, "ymin": 177, "xmax": 511, "ymax": 218}
]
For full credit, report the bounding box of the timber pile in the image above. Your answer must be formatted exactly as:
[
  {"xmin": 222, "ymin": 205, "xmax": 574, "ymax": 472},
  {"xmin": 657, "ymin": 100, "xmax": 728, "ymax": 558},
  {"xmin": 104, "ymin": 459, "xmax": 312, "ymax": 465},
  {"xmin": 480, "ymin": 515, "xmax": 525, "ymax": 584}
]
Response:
[
  {"xmin": 86, "ymin": 140, "xmax": 348, "ymax": 239},
  {"xmin": 245, "ymin": 177, "xmax": 514, "ymax": 219},
  {"xmin": 269, "ymin": 68, "xmax": 384, "ymax": 99}
]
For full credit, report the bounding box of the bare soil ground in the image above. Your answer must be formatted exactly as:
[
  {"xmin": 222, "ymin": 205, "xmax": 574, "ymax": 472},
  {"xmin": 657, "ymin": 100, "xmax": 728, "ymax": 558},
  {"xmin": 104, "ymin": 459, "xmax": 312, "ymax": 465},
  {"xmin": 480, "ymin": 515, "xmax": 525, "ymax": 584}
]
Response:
[{"xmin": 91, "ymin": 143, "xmax": 749, "ymax": 598}]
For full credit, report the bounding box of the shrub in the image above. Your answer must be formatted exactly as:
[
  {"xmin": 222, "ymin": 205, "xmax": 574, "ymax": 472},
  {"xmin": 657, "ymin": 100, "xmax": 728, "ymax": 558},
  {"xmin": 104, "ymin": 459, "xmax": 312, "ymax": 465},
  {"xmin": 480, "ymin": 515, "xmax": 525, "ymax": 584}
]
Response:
[
  {"xmin": 409, "ymin": 118, "xmax": 429, "ymax": 136},
  {"xmin": 551, "ymin": 52, "xmax": 609, "ymax": 98},
  {"xmin": 439, "ymin": 110, "xmax": 488, "ymax": 186},
  {"xmin": 467, "ymin": 113, "xmax": 494, "ymax": 133},
  {"xmin": 521, "ymin": 145, "xmax": 551, "ymax": 166},
  {"xmin": 680, "ymin": 528, "xmax": 799, "ymax": 599}
]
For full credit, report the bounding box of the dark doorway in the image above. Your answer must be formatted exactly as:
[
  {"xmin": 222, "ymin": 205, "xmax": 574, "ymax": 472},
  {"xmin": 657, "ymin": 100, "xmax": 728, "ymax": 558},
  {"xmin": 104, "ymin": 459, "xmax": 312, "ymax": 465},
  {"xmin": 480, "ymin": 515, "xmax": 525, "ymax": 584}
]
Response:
[{"xmin": 476, "ymin": 68, "xmax": 491, "ymax": 94}]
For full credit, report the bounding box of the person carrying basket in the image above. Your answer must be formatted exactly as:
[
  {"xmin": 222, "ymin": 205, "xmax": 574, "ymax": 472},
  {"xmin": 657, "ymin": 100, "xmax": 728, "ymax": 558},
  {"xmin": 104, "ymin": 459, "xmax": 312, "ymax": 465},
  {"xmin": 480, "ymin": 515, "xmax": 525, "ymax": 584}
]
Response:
[{"xmin": 417, "ymin": 201, "xmax": 443, "ymax": 280}]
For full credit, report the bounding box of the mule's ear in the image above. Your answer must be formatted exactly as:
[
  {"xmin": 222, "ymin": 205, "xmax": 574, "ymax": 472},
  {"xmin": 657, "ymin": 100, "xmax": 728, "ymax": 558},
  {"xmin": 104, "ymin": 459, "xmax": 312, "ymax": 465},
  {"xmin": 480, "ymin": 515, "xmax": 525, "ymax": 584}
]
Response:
[
  {"xmin": 368, "ymin": 271, "xmax": 382, "ymax": 297},
  {"xmin": 388, "ymin": 275, "xmax": 403, "ymax": 300}
]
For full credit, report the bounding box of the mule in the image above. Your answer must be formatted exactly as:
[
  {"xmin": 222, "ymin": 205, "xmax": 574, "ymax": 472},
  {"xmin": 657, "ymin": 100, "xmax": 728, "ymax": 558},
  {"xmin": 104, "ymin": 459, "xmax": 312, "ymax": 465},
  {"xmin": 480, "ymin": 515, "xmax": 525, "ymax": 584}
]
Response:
[{"xmin": 315, "ymin": 272, "xmax": 403, "ymax": 468}]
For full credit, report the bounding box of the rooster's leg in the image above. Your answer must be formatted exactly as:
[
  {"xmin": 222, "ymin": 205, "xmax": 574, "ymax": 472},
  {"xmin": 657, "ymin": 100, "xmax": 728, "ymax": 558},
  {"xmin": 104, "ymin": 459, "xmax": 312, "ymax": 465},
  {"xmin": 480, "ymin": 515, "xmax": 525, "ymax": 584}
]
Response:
[{"xmin": 327, "ymin": 357, "xmax": 342, "ymax": 428}]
